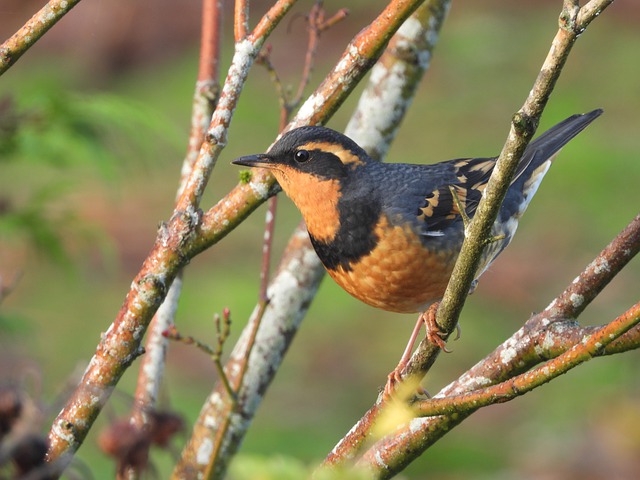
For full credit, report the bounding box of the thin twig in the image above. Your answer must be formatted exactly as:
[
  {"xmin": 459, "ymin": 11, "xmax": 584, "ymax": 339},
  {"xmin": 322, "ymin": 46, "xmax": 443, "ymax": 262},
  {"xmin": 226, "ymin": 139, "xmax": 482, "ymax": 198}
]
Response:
[
  {"xmin": 0, "ymin": 0, "xmax": 83, "ymax": 76},
  {"xmin": 255, "ymin": 2, "xmax": 348, "ymax": 300},
  {"xmin": 162, "ymin": 316, "xmax": 236, "ymax": 401},
  {"xmin": 234, "ymin": 0, "xmax": 249, "ymax": 42}
]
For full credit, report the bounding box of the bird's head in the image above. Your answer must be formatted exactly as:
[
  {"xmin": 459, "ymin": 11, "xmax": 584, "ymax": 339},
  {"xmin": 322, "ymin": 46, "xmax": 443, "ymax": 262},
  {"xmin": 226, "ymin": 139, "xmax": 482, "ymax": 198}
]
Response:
[
  {"xmin": 232, "ymin": 126, "xmax": 372, "ymax": 242},
  {"xmin": 232, "ymin": 125, "xmax": 370, "ymax": 184}
]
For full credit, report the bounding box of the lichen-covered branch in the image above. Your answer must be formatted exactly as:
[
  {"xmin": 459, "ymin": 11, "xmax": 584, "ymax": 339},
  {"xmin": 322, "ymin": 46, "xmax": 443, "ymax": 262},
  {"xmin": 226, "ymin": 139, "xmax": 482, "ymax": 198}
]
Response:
[
  {"xmin": 0, "ymin": 0, "xmax": 83, "ymax": 76},
  {"xmin": 441, "ymin": 211, "xmax": 640, "ymax": 397},
  {"xmin": 172, "ymin": 226, "xmax": 324, "ymax": 479},
  {"xmin": 345, "ymin": 1, "xmax": 450, "ymax": 161},
  {"xmin": 414, "ymin": 301, "xmax": 640, "ymax": 417},
  {"xmin": 353, "ymin": 206, "xmax": 637, "ymax": 478},
  {"xmin": 46, "ymin": 0, "xmax": 297, "ymax": 466}
]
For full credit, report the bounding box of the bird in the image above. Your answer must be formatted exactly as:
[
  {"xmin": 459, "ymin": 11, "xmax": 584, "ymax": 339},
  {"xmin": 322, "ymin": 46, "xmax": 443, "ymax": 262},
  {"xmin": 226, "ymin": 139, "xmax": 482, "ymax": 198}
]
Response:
[{"xmin": 232, "ymin": 109, "xmax": 603, "ymax": 396}]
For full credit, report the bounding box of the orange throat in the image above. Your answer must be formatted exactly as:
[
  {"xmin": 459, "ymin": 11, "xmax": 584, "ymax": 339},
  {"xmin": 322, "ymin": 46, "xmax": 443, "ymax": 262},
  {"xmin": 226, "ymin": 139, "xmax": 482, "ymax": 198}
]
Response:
[{"xmin": 271, "ymin": 167, "xmax": 342, "ymax": 243}]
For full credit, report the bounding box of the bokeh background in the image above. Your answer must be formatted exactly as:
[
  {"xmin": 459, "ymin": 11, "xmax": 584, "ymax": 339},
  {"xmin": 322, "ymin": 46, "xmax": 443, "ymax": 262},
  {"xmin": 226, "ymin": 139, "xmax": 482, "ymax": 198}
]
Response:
[{"xmin": 1, "ymin": 0, "xmax": 639, "ymax": 478}]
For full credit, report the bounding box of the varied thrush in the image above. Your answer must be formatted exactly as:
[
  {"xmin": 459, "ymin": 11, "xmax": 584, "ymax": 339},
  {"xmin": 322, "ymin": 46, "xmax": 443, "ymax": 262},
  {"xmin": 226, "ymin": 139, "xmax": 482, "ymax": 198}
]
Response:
[{"xmin": 233, "ymin": 109, "xmax": 602, "ymax": 394}]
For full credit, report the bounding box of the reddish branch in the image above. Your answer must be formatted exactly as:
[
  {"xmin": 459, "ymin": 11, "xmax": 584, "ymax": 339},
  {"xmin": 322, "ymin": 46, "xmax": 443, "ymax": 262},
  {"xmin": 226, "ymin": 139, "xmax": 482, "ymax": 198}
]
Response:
[
  {"xmin": 234, "ymin": 0, "xmax": 249, "ymax": 42},
  {"xmin": 256, "ymin": 3, "xmax": 349, "ymax": 300},
  {"xmin": 0, "ymin": 0, "xmax": 83, "ymax": 76},
  {"xmin": 178, "ymin": 0, "xmax": 224, "ymax": 194}
]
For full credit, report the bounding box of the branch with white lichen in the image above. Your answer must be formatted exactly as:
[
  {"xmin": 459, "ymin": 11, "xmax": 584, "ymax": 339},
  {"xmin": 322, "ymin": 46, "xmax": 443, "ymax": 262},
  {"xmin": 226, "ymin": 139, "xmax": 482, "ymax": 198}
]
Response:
[{"xmin": 413, "ymin": 300, "xmax": 640, "ymax": 418}]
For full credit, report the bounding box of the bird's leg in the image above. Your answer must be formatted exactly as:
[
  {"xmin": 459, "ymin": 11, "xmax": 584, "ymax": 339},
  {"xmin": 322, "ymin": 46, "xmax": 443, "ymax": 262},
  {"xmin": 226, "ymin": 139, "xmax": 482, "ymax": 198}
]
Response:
[{"xmin": 383, "ymin": 302, "xmax": 447, "ymax": 399}]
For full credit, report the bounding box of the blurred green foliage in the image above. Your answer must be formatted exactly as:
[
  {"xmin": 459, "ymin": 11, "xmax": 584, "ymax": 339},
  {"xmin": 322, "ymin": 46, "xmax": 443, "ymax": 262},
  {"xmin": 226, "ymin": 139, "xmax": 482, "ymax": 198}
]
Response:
[{"xmin": 0, "ymin": 83, "xmax": 182, "ymax": 265}]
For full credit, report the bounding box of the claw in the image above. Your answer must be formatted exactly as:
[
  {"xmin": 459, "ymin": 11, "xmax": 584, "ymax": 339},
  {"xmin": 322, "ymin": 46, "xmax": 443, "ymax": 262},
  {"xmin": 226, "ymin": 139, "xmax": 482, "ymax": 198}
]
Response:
[{"xmin": 453, "ymin": 323, "xmax": 462, "ymax": 341}]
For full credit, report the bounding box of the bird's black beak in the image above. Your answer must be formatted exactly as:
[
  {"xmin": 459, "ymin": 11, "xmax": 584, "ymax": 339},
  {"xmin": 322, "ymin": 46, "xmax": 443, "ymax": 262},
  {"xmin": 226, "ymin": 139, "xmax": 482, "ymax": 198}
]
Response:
[{"xmin": 232, "ymin": 154, "xmax": 273, "ymax": 168}]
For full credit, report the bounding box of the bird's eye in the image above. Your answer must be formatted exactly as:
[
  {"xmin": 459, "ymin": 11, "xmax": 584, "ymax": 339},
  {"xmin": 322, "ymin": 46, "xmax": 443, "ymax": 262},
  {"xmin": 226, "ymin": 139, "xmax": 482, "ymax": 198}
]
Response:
[{"xmin": 294, "ymin": 150, "xmax": 310, "ymax": 163}]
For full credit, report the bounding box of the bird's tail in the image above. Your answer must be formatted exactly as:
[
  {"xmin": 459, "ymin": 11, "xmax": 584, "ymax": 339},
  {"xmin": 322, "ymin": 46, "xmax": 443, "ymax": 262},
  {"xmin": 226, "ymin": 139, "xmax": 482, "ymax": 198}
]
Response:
[{"xmin": 508, "ymin": 108, "xmax": 603, "ymax": 217}]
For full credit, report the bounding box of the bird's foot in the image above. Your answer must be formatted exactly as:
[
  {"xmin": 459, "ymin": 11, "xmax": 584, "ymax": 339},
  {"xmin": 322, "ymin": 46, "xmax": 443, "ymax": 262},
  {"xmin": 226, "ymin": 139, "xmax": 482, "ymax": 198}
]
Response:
[
  {"xmin": 382, "ymin": 367, "xmax": 429, "ymax": 402},
  {"xmin": 383, "ymin": 367, "xmax": 404, "ymax": 401},
  {"xmin": 423, "ymin": 302, "xmax": 452, "ymax": 352}
]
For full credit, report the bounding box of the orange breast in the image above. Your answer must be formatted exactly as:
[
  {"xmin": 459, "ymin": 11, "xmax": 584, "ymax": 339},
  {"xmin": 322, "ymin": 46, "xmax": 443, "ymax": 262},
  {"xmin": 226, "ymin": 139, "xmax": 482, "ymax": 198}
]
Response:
[{"xmin": 326, "ymin": 216, "xmax": 456, "ymax": 313}]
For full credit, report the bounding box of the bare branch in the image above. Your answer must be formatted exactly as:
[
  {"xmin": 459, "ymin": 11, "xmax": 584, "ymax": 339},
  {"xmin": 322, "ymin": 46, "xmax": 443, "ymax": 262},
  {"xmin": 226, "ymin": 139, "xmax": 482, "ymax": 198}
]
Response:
[
  {"xmin": 577, "ymin": 0, "xmax": 615, "ymax": 28},
  {"xmin": 0, "ymin": 0, "xmax": 83, "ymax": 76}
]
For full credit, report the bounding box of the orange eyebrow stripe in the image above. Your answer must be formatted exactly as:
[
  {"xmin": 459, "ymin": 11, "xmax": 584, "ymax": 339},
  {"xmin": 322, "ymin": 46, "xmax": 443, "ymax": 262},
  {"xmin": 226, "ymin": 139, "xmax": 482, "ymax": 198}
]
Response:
[{"xmin": 299, "ymin": 141, "xmax": 365, "ymax": 166}]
